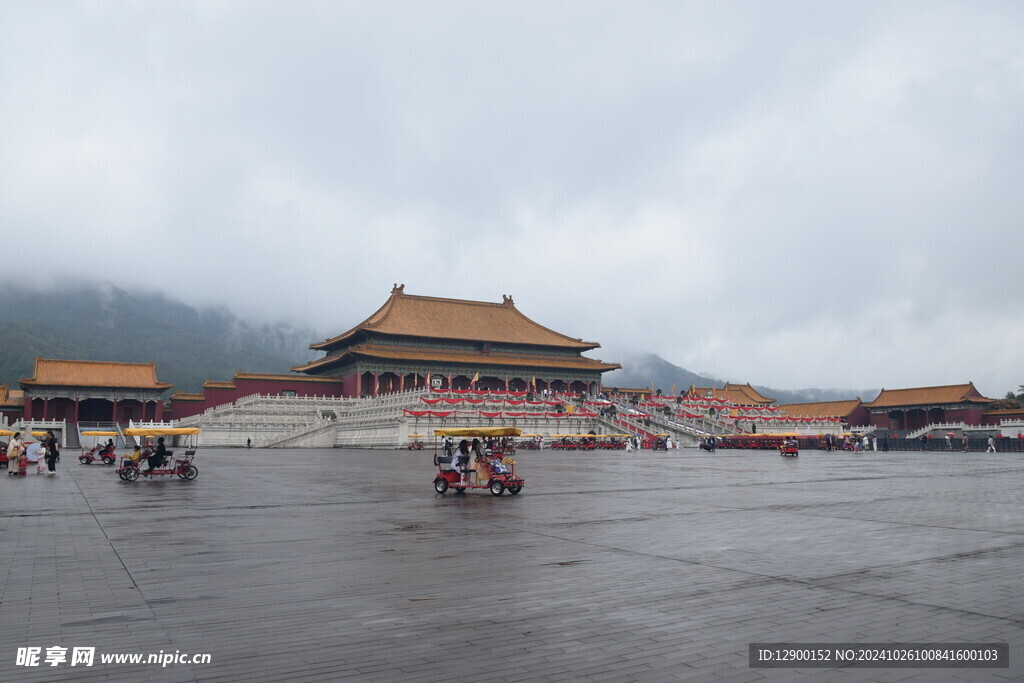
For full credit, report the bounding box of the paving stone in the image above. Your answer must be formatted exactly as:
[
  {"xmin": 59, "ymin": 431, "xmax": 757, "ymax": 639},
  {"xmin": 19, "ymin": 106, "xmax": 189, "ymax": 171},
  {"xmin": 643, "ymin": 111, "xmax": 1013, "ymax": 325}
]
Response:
[{"xmin": 1, "ymin": 448, "xmax": 1022, "ymax": 681}]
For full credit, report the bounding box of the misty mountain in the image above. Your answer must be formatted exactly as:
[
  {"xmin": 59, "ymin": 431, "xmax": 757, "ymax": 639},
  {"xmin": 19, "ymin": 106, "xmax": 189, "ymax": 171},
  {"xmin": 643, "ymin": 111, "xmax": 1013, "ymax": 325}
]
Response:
[
  {"xmin": 603, "ymin": 351, "xmax": 877, "ymax": 405},
  {"xmin": 0, "ymin": 280, "xmax": 318, "ymax": 393}
]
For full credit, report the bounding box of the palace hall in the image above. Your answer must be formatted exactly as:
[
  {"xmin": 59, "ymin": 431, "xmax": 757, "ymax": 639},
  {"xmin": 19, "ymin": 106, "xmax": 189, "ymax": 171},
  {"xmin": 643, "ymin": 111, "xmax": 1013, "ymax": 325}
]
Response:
[{"xmin": 293, "ymin": 286, "xmax": 621, "ymax": 397}]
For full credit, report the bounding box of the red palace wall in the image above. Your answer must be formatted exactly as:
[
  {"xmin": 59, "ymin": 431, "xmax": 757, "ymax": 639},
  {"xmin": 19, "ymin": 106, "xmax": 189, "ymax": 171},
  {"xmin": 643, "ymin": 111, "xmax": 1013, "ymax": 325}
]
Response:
[{"xmin": 169, "ymin": 377, "xmax": 347, "ymax": 420}]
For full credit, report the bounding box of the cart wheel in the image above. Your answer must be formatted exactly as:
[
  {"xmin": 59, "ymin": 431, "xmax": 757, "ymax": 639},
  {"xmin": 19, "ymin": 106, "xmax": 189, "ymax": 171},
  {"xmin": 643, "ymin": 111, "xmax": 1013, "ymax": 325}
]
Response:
[
  {"xmin": 123, "ymin": 467, "xmax": 139, "ymax": 482},
  {"xmin": 454, "ymin": 487, "xmax": 466, "ymax": 494},
  {"xmin": 79, "ymin": 456, "xmax": 91, "ymax": 465},
  {"xmin": 434, "ymin": 477, "xmax": 448, "ymax": 494},
  {"xmin": 183, "ymin": 465, "xmax": 198, "ymax": 480},
  {"xmin": 102, "ymin": 456, "xmax": 115, "ymax": 465},
  {"xmin": 489, "ymin": 480, "xmax": 505, "ymax": 496},
  {"xmin": 117, "ymin": 470, "xmax": 127, "ymax": 480},
  {"xmin": 507, "ymin": 486, "xmax": 522, "ymax": 495}
]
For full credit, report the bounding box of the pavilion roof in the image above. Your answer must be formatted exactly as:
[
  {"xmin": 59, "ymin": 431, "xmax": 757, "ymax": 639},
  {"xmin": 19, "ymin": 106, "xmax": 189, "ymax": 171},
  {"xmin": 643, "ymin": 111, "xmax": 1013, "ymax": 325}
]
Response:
[
  {"xmin": 686, "ymin": 382, "xmax": 776, "ymax": 406},
  {"xmin": 864, "ymin": 383, "xmax": 993, "ymax": 409},
  {"xmin": 0, "ymin": 384, "xmax": 25, "ymax": 407},
  {"xmin": 20, "ymin": 358, "xmax": 172, "ymax": 390},
  {"xmin": 202, "ymin": 380, "xmax": 236, "ymax": 389},
  {"xmin": 778, "ymin": 399, "xmax": 863, "ymax": 418},
  {"xmin": 169, "ymin": 391, "xmax": 206, "ymax": 402},
  {"xmin": 311, "ymin": 286, "xmax": 600, "ymax": 352},
  {"xmin": 294, "ymin": 341, "xmax": 620, "ymax": 375}
]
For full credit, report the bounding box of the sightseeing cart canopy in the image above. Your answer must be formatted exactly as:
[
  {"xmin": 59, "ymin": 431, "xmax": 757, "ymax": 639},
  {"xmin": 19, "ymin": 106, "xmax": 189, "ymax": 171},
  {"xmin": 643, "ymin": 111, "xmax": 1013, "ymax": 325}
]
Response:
[
  {"xmin": 123, "ymin": 428, "xmax": 201, "ymax": 437},
  {"xmin": 433, "ymin": 427, "xmax": 522, "ymax": 438}
]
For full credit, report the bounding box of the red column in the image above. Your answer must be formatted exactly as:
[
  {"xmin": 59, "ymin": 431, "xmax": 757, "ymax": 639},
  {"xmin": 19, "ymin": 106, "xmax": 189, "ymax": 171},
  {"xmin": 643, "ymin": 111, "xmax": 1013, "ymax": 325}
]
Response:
[
  {"xmin": 73, "ymin": 398, "xmax": 80, "ymax": 425},
  {"xmin": 399, "ymin": 374, "xmax": 405, "ymax": 392},
  {"xmin": 43, "ymin": 398, "xmax": 49, "ymax": 420},
  {"xmin": 373, "ymin": 372, "xmax": 379, "ymax": 398}
]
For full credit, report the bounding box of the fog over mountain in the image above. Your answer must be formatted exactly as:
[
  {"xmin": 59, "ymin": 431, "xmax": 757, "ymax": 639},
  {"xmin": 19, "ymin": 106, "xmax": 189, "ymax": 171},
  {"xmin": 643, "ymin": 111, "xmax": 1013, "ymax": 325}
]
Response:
[
  {"xmin": 0, "ymin": 280, "xmax": 881, "ymax": 403},
  {"xmin": 0, "ymin": 279, "xmax": 318, "ymax": 393},
  {"xmin": 603, "ymin": 350, "xmax": 879, "ymax": 405}
]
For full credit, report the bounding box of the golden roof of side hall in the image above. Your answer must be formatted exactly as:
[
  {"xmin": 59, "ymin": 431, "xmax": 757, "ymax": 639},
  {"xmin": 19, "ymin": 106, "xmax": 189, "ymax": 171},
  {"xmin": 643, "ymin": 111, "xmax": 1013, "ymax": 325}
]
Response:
[
  {"xmin": 777, "ymin": 399, "xmax": 863, "ymax": 418},
  {"xmin": 0, "ymin": 384, "xmax": 25, "ymax": 407},
  {"xmin": 864, "ymin": 383, "xmax": 993, "ymax": 408},
  {"xmin": 169, "ymin": 391, "xmax": 206, "ymax": 402},
  {"xmin": 202, "ymin": 380, "xmax": 236, "ymax": 389},
  {"xmin": 20, "ymin": 358, "xmax": 172, "ymax": 390},
  {"xmin": 311, "ymin": 286, "xmax": 601, "ymax": 352},
  {"xmin": 294, "ymin": 342, "xmax": 621, "ymax": 374},
  {"xmin": 686, "ymin": 382, "xmax": 776, "ymax": 406}
]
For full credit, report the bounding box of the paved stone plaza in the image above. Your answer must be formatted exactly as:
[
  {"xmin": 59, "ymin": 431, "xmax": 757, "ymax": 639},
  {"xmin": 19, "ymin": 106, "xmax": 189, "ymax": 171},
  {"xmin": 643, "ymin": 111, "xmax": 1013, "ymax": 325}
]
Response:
[{"xmin": 1, "ymin": 447, "xmax": 1022, "ymax": 682}]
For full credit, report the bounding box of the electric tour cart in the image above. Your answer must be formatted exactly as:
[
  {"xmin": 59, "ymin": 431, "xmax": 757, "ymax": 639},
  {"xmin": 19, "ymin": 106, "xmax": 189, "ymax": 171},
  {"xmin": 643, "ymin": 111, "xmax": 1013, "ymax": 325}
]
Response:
[
  {"xmin": 432, "ymin": 426, "xmax": 525, "ymax": 496},
  {"xmin": 117, "ymin": 427, "xmax": 201, "ymax": 482},
  {"xmin": 80, "ymin": 430, "xmax": 121, "ymax": 465}
]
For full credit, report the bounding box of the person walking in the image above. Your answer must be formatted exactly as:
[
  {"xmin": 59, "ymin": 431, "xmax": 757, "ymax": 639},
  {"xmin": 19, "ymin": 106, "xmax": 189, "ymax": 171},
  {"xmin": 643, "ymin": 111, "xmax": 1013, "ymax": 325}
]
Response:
[
  {"xmin": 961, "ymin": 434, "xmax": 969, "ymax": 452},
  {"xmin": 45, "ymin": 430, "xmax": 59, "ymax": 475},
  {"xmin": 986, "ymin": 436, "xmax": 997, "ymax": 453}
]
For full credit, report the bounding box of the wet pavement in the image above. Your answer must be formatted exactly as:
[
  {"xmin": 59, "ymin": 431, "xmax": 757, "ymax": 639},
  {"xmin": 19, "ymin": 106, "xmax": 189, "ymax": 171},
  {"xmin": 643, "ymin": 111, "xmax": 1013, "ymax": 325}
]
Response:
[{"xmin": 1, "ymin": 447, "xmax": 1022, "ymax": 682}]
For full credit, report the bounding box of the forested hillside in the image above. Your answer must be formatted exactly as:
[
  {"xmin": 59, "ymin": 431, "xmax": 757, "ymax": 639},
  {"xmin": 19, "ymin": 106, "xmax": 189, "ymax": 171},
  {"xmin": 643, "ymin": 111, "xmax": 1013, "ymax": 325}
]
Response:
[{"xmin": 0, "ymin": 280, "xmax": 316, "ymax": 393}]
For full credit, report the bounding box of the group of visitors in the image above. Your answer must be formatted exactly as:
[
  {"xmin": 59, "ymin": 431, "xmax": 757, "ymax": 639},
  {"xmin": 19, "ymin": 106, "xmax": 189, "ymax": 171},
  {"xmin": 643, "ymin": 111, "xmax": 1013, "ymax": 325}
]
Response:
[
  {"xmin": 5, "ymin": 431, "xmax": 60, "ymax": 476},
  {"xmin": 449, "ymin": 438, "xmax": 510, "ymax": 482}
]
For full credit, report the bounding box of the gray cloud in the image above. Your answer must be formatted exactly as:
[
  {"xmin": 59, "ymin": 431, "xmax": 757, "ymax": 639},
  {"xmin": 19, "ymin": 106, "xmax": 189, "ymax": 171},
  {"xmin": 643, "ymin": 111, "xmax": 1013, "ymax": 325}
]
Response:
[{"xmin": 2, "ymin": 1, "xmax": 1021, "ymax": 396}]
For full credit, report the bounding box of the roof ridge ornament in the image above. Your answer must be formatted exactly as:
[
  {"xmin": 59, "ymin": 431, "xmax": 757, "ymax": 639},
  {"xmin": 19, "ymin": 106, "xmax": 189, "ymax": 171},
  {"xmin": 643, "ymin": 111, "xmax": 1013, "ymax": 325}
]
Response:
[
  {"xmin": 391, "ymin": 283, "xmax": 405, "ymax": 296},
  {"xmin": 502, "ymin": 294, "xmax": 514, "ymax": 306}
]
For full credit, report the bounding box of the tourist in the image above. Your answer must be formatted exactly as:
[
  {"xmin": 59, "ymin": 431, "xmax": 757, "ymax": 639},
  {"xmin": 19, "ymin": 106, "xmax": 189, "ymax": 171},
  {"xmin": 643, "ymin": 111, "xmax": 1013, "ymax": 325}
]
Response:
[
  {"xmin": 26, "ymin": 439, "xmax": 45, "ymax": 474},
  {"xmin": 961, "ymin": 434, "xmax": 969, "ymax": 452},
  {"xmin": 451, "ymin": 439, "xmax": 470, "ymax": 481},
  {"xmin": 986, "ymin": 436, "xmax": 997, "ymax": 453},
  {"xmin": 146, "ymin": 437, "xmax": 170, "ymax": 473},
  {"xmin": 920, "ymin": 434, "xmax": 928, "ymax": 451},
  {"xmin": 7, "ymin": 432, "xmax": 25, "ymax": 476},
  {"xmin": 945, "ymin": 433, "xmax": 952, "ymax": 450},
  {"xmin": 45, "ymin": 430, "xmax": 59, "ymax": 474},
  {"xmin": 469, "ymin": 438, "xmax": 485, "ymax": 477}
]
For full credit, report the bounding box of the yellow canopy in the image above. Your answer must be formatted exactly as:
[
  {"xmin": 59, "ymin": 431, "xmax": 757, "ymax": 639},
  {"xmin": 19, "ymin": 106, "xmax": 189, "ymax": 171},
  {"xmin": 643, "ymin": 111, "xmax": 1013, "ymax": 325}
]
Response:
[
  {"xmin": 0, "ymin": 429, "xmax": 13, "ymax": 436},
  {"xmin": 82, "ymin": 430, "xmax": 119, "ymax": 436},
  {"xmin": 433, "ymin": 427, "xmax": 522, "ymax": 437},
  {"xmin": 408, "ymin": 434, "xmax": 424, "ymax": 438},
  {"xmin": 31, "ymin": 431, "xmax": 49, "ymax": 437},
  {"xmin": 123, "ymin": 427, "xmax": 201, "ymax": 437}
]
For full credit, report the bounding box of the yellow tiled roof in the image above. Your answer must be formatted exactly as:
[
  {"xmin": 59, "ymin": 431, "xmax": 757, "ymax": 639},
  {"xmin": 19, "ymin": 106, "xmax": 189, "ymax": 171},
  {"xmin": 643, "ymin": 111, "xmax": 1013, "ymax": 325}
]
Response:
[
  {"xmin": 864, "ymin": 383, "xmax": 992, "ymax": 408},
  {"xmin": 169, "ymin": 392, "xmax": 205, "ymax": 401},
  {"xmin": 778, "ymin": 399, "xmax": 862, "ymax": 418},
  {"xmin": 20, "ymin": 358, "xmax": 172, "ymax": 389},
  {"xmin": 295, "ymin": 341, "xmax": 620, "ymax": 374},
  {"xmin": 686, "ymin": 383, "xmax": 775, "ymax": 405},
  {"xmin": 0, "ymin": 384, "xmax": 25, "ymax": 407},
  {"xmin": 203, "ymin": 380, "xmax": 236, "ymax": 389},
  {"xmin": 312, "ymin": 288, "xmax": 599, "ymax": 351}
]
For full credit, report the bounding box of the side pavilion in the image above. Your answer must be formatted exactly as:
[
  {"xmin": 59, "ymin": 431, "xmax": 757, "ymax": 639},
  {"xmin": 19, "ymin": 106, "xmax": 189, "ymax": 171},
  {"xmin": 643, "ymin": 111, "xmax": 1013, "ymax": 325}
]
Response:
[
  {"xmin": 19, "ymin": 357, "xmax": 172, "ymax": 425},
  {"xmin": 293, "ymin": 285, "xmax": 620, "ymax": 397},
  {"xmin": 863, "ymin": 382, "xmax": 994, "ymax": 431}
]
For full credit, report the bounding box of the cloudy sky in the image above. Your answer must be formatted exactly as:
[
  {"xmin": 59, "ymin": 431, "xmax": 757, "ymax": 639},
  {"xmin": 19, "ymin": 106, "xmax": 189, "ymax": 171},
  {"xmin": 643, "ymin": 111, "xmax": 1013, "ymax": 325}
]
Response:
[{"xmin": 2, "ymin": 1, "xmax": 1022, "ymax": 396}]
